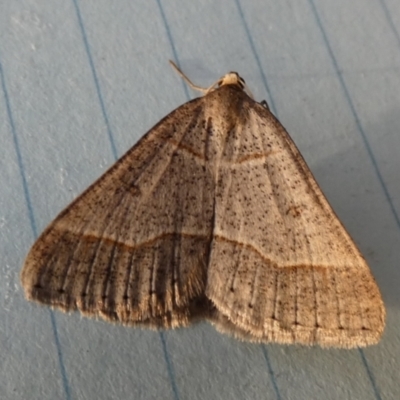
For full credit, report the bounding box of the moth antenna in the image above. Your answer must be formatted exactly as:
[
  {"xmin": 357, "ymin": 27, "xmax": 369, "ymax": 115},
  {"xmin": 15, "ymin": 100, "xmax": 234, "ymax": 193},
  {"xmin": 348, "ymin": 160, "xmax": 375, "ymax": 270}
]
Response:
[
  {"xmin": 169, "ymin": 60, "xmax": 207, "ymax": 94},
  {"xmin": 169, "ymin": 60, "xmax": 255, "ymax": 99},
  {"xmin": 169, "ymin": 60, "xmax": 229, "ymax": 95}
]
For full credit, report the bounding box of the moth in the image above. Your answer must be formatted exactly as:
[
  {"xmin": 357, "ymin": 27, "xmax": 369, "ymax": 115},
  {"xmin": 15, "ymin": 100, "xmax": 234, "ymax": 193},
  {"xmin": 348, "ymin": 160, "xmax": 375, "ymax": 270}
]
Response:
[{"xmin": 21, "ymin": 61, "xmax": 385, "ymax": 348}]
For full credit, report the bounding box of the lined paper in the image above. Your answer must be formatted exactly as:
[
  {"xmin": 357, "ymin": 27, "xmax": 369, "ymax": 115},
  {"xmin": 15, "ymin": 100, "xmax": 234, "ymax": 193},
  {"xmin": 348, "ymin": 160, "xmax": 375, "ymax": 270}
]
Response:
[{"xmin": 1, "ymin": 1, "xmax": 399, "ymax": 399}]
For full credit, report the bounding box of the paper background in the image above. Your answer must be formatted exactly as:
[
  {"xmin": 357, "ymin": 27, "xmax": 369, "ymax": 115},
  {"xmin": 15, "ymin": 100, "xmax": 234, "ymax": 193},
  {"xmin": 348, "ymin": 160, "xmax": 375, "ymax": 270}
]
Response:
[{"xmin": 1, "ymin": 1, "xmax": 399, "ymax": 399}]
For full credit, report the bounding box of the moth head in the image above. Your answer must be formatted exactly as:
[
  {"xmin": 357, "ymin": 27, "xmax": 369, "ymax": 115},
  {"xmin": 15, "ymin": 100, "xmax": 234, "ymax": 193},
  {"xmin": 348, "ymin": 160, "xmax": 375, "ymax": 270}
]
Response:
[
  {"xmin": 169, "ymin": 60, "xmax": 254, "ymax": 99},
  {"xmin": 216, "ymin": 72, "xmax": 253, "ymax": 98},
  {"xmin": 217, "ymin": 72, "xmax": 245, "ymax": 89}
]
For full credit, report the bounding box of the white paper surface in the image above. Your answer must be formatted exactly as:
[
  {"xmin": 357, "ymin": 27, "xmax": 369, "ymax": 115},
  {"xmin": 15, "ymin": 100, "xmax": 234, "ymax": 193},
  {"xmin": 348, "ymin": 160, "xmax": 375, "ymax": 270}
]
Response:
[{"xmin": 1, "ymin": 1, "xmax": 399, "ymax": 399}]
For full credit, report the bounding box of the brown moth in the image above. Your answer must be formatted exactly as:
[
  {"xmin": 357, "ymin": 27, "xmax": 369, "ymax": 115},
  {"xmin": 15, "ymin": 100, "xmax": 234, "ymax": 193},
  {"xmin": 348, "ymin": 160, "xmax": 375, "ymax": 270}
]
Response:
[{"xmin": 21, "ymin": 61, "xmax": 385, "ymax": 348}]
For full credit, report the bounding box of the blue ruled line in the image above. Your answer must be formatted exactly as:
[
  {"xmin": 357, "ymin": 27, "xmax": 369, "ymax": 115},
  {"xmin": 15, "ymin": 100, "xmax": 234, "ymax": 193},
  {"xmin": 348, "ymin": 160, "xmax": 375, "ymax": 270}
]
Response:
[
  {"xmin": 261, "ymin": 345, "xmax": 282, "ymax": 400},
  {"xmin": 50, "ymin": 312, "xmax": 72, "ymax": 400},
  {"xmin": 234, "ymin": 0, "xmax": 277, "ymax": 115},
  {"xmin": 0, "ymin": 58, "xmax": 37, "ymax": 245},
  {"xmin": 308, "ymin": 1, "xmax": 387, "ymax": 399},
  {"xmin": 6, "ymin": 2, "xmax": 393, "ymax": 399},
  {"xmin": 72, "ymin": 1, "xmax": 181, "ymax": 399},
  {"xmin": 307, "ymin": 0, "xmax": 400, "ymax": 232},
  {"xmin": 156, "ymin": 0, "xmax": 191, "ymax": 100},
  {"xmin": 160, "ymin": 332, "xmax": 181, "ymax": 400},
  {"xmin": 153, "ymin": 2, "xmax": 193, "ymax": 398},
  {"xmin": 157, "ymin": 1, "xmax": 285, "ymax": 397},
  {"xmin": 233, "ymin": 1, "xmax": 284, "ymax": 397},
  {"xmin": 359, "ymin": 349, "xmax": 383, "ymax": 400},
  {"xmin": 72, "ymin": 0, "xmax": 118, "ymax": 161},
  {"xmin": 0, "ymin": 54, "xmax": 72, "ymax": 400},
  {"xmin": 378, "ymin": 0, "xmax": 400, "ymax": 50}
]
